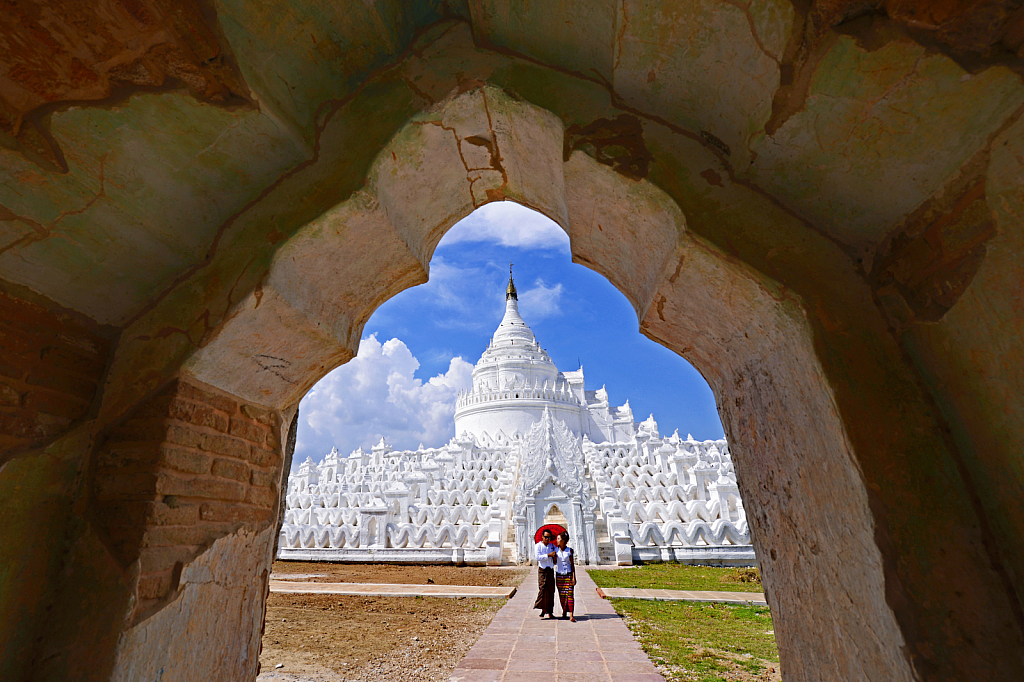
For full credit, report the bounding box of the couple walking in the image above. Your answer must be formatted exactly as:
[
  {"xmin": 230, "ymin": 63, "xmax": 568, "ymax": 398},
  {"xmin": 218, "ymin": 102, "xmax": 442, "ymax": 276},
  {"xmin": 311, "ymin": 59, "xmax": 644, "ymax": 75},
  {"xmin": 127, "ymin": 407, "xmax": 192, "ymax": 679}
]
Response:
[{"xmin": 533, "ymin": 529, "xmax": 576, "ymax": 621}]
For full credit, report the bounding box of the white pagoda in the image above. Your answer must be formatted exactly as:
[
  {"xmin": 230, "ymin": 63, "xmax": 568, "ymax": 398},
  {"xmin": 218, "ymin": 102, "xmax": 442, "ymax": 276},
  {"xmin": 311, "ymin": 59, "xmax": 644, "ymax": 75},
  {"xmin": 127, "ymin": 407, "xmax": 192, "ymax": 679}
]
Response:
[{"xmin": 278, "ymin": 271, "xmax": 755, "ymax": 566}]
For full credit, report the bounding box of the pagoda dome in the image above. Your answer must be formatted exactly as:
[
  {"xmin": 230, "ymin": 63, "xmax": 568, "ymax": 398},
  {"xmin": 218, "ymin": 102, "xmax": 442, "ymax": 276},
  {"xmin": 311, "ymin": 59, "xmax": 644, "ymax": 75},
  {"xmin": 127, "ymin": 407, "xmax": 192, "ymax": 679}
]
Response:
[
  {"xmin": 491, "ymin": 271, "xmax": 539, "ymax": 346},
  {"xmin": 454, "ymin": 267, "xmax": 584, "ymax": 441},
  {"xmin": 471, "ymin": 269, "xmax": 558, "ymax": 388}
]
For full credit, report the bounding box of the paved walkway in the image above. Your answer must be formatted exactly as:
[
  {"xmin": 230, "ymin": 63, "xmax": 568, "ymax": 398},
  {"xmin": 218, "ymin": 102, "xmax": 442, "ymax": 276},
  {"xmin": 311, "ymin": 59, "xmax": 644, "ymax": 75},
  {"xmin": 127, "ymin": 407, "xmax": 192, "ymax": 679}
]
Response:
[
  {"xmin": 268, "ymin": 580, "xmax": 516, "ymax": 598},
  {"xmin": 449, "ymin": 569, "xmax": 664, "ymax": 682},
  {"xmin": 596, "ymin": 586, "xmax": 766, "ymax": 605}
]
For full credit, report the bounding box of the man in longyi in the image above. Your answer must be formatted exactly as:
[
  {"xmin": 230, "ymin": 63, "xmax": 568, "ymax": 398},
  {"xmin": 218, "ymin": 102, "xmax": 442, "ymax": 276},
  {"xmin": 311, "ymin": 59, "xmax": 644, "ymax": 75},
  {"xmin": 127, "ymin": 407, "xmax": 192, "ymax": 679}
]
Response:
[{"xmin": 533, "ymin": 529, "xmax": 557, "ymax": 619}]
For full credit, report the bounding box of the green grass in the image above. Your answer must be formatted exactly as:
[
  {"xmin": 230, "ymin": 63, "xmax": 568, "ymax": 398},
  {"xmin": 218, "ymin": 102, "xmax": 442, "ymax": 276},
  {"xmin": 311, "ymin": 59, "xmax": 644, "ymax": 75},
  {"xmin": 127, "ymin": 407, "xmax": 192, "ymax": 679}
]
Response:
[
  {"xmin": 590, "ymin": 563, "xmax": 764, "ymax": 593},
  {"xmin": 612, "ymin": 598, "xmax": 780, "ymax": 681}
]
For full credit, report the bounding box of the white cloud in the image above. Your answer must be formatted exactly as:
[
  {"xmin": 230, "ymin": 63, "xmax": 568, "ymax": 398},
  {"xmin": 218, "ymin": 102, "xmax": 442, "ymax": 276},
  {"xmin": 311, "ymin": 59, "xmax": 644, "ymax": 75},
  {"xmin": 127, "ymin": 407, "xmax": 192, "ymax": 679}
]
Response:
[
  {"xmin": 294, "ymin": 335, "xmax": 473, "ymax": 468},
  {"xmin": 423, "ymin": 257, "xmax": 487, "ymax": 313},
  {"xmin": 442, "ymin": 201, "xmax": 569, "ymax": 251},
  {"xmin": 520, "ymin": 279, "xmax": 563, "ymax": 319}
]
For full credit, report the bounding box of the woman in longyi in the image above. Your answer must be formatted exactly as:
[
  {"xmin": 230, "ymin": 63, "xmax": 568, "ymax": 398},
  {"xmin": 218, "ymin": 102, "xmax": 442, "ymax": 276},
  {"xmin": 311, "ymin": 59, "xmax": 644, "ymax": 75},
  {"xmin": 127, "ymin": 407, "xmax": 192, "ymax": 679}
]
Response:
[{"xmin": 554, "ymin": 531, "xmax": 576, "ymax": 622}]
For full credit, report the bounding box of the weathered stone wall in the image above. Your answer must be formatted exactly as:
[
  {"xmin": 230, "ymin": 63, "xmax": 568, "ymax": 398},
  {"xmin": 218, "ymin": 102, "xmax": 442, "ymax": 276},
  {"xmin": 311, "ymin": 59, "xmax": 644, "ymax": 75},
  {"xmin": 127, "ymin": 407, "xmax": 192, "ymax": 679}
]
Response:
[
  {"xmin": 85, "ymin": 82, "xmax": 1022, "ymax": 681},
  {"xmin": 0, "ymin": 290, "xmax": 110, "ymax": 458},
  {"xmin": 91, "ymin": 378, "xmax": 282, "ymax": 622},
  {"xmin": 0, "ymin": 288, "xmax": 113, "ymax": 680},
  {"xmin": 563, "ymin": 150, "xmax": 913, "ymax": 679},
  {"xmin": 108, "ymin": 525, "xmax": 276, "ymax": 682},
  {"xmin": 897, "ymin": 114, "xmax": 1024, "ymax": 625},
  {"xmin": 0, "ymin": 425, "xmax": 98, "ymax": 682},
  {"xmin": 643, "ymin": 254, "xmax": 914, "ymax": 680},
  {"xmin": 0, "ymin": 375, "xmax": 288, "ymax": 682}
]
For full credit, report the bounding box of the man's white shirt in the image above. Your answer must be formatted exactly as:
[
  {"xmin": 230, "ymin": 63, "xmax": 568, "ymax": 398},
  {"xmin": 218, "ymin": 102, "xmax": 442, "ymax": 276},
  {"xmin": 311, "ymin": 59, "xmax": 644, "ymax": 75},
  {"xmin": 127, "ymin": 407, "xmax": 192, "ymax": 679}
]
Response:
[{"xmin": 535, "ymin": 541, "xmax": 556, "ymax": 569}]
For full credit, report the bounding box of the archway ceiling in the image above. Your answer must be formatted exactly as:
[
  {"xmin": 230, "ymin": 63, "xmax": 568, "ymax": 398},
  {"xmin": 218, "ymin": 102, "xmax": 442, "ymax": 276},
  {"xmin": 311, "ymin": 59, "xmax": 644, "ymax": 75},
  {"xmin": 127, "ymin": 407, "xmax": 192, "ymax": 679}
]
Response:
[{"xmin": 1, "ymin": 0, "xmax": 1022, "ymax": 327}]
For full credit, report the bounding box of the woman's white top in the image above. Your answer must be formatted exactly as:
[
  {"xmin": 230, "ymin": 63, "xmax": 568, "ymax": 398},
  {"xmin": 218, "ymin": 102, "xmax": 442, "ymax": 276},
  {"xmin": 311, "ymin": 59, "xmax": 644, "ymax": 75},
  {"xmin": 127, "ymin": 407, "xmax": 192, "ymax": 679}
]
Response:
[
  {"xmin": 535, "ymin": 541, "xmax": 556, "ymax": 569},
  {"xmin": 555, "ymin": 546, "xmax": 574, "ymax": 574}
]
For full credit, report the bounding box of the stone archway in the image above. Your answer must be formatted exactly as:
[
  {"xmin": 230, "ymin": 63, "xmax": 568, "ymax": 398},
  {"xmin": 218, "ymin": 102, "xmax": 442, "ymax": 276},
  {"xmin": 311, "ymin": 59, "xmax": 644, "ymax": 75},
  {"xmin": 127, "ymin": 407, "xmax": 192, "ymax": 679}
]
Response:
[
  {"xmin": 543, "ymin": 504, "xmax": 568, "ymax": 527},
  {"xmin": 2, "ymin": 22, "xmax": 1022, "ymax": 682},
  {"xmin": 94, "ymin": 86, "xmax": 913, "ymax": 680},
  {"xmin": 540, "ymin": 502, "xmax": 572, "ymax": 543}
]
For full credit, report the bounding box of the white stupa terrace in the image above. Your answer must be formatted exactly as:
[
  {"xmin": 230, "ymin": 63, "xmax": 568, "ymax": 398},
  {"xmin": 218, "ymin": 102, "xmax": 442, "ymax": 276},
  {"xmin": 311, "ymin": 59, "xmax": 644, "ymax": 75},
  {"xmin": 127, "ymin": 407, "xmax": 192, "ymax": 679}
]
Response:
[{"xmin": 278, "ymin": 271, "xmax": 755, "ymax": 566}]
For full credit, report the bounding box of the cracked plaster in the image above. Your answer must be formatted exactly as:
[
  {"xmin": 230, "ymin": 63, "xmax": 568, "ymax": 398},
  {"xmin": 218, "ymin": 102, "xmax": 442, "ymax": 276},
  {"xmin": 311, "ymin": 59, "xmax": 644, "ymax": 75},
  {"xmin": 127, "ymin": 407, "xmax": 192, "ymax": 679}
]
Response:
[
  {"xmin": 0, "ymin": 93, "xmax": 307, "ymax": 324},
  {"xmin": 748, "ymin": 33, "xmax": 1024, "ymax": 249},
  {"xmin": 9, "ymin": 12, "xmax": 1020, "ymax": 329},
  {"xmin": 639, "ymin": 236, "xmax": 912, "ymax": 681},
  {"xmin": 181, "ymin": 86, "xmax": 568, "ymax": 408},
  {"xmin": 212, "ymin": 0, "xmax": 445, "ymax": 144},
  {"xmin": 612, "ymin": 0, "xmax": 793, "ymax": 170},
  {"xmin": 471, "ymin": 0, "xmax": 618, "ymax": 83}
]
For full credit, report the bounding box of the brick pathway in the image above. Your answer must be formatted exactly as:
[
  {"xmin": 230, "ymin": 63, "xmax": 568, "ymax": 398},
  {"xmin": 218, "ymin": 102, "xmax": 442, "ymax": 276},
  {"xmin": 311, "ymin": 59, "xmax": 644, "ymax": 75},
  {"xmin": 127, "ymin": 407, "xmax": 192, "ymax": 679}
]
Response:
[
  {"xmin": 449, "ymin": 569, "xmax": 664, "ymax": 682},
  {"xmin": 268, "ymin": 579, "xmax": 515, "ymax": 598},
  {"xmin": 596, "ymin": 586, "xmax": 766, "ymax": 605}
]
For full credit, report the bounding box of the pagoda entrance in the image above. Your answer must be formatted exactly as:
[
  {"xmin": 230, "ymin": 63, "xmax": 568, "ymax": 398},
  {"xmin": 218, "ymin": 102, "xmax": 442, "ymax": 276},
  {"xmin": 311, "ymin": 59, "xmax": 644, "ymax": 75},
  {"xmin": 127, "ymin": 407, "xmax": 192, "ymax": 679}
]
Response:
[
  {"xmin": 512, "ymin": 409, "xmax": 599, "ymax": 565},
  {"xmin": 543, "ymin": 504, "xmax": 569, "ymax": 529}
]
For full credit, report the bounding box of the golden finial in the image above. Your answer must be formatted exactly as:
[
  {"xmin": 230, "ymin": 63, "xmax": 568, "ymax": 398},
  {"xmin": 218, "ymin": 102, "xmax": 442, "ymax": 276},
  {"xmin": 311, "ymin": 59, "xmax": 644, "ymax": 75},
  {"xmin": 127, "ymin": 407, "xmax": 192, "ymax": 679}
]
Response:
[{"xmin": 506, "ymin": 261, "xmax": 517, "ymax": 301}]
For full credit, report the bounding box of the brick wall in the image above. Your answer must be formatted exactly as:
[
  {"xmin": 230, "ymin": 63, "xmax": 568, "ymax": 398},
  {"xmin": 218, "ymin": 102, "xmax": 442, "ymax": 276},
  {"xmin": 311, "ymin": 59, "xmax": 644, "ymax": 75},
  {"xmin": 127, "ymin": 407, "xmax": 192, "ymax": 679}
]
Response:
[
  {"xmin": 0, "ymin": 290, "xmax": 110, "ymax": 458},
  {"xmin": 91, "ymin": 378, "xmax": 283, "ymax": 621}
]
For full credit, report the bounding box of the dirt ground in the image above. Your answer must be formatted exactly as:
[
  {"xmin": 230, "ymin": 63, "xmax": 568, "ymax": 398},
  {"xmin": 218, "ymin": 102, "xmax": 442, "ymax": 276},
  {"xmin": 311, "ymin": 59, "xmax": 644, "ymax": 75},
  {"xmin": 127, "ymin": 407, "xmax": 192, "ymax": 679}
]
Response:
[
  {"xmin": 270, "ymin": 560, "xmax": 527, "ymax": 587},
  {"xmin": 257, "ymin": 562, "xmax": 528, "ymax": 682}
]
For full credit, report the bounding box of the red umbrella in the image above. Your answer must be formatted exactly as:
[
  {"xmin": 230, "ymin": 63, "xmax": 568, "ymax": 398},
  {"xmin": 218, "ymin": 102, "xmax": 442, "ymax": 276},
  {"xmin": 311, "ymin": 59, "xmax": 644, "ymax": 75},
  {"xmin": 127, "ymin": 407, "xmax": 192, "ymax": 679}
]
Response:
[{"xmin": 535, "ymin": 523, "xmax": 567, "ymax": 543}]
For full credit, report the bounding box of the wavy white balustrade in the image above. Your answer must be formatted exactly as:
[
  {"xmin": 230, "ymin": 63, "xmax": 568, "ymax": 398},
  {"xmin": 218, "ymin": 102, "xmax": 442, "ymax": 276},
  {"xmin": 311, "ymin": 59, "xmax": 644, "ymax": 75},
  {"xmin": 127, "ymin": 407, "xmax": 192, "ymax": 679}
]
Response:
[
  {"xmin": 408, "ymin": 505, "xmax": 490, "ymax": 525},
  {"xmin": 425, "ymin": 490, "xmax": 494, "ymax": 506},
  {"xmin": 386, "ymin": 523, "xmax": 489, "ymax": 549},
  {"xmin": 609, "ymin": 485, "xmax": 697, "ymax": 504},
  {"xmin": 309, "ymin": 508, "xmax": 360, "ymax": 525},
  {"xmin": 279, "ymin": 524, "xmax": 361, "ymax": 549},
  {"xmin": 286, "ymin": 491, "xmax": 398, "ymax": 509},
  {"xmin": 625, "ymin": 499, "xmax": 725, "ymax": 524},
  {"xmin": 283, "ymin": 508, "xmax": 361, "ymax": 526},
  {"xmin": 630, "ymin": 519, "xmax": 751, "ymax": 547}
]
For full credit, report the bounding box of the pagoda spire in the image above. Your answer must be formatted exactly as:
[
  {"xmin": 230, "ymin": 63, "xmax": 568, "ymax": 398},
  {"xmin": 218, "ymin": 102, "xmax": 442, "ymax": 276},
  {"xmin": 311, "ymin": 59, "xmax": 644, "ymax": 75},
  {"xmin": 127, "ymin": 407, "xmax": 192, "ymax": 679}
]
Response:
[{"xmin": 506, "ymin": 261, "xmax": 517, "ymax": 301}]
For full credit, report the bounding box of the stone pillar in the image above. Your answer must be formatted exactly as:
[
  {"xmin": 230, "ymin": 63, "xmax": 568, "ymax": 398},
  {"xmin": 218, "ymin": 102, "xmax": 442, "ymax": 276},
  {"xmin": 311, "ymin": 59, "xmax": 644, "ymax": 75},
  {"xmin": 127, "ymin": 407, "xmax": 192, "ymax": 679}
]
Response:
[
  {"xmin": 421, "ymin": 461, "xmax": 439, "ymax": 488},
  {"xmin": 526, "ymin": 501, "xmax": 537, "ymax": 564},
  {"xmin": 711, "ymin": 470, "xmax": 740, "ymax": 522},
  {"xmin": 38, "ymin": 378, "xmax": 288, "ymax": 682},
  {"xmin": 635, "ymin": 433, "xmax": 651, "ymax": 467},
  {"xmin": 405, "ymin": 471, "xmax": 428, "ymax": 505},
  {"xmin": 605, "ymin": 507, "xmax": 634, "ymax": 566},
  {"xmin": 692, "ymin": 463, "xmax": 714, "ymax": 501},
  {"xmin": 514, "ymin": 514, "xmax": 528, "ymax": 564},
  {"xmin": 566, "ymin": 503, "xmax": 583, "ymax": 562},
  {"xmin": 0, "ymin": 291, "xmax": 113, "ymax": 680},
  {"xmin": 670, "ymin": 451, "xmax": 696, "ymax": 487},
  {"xmin": 655, "ymin": 443, "xmax": 675, "ymax": 474},
  {"xmin": 384, "ymin": 482, "xmax": 410, "ymax": 525},
  {"xmin": 359, "ymin": 499, "xmax": 388, "ymax": 548},
  {"xmin": 485, "ymin": 507, "xmax": 503, "ymax": 566},
  {"xmin": 581, "ymin": 508, "xmax": 599, "ymax": 565}
]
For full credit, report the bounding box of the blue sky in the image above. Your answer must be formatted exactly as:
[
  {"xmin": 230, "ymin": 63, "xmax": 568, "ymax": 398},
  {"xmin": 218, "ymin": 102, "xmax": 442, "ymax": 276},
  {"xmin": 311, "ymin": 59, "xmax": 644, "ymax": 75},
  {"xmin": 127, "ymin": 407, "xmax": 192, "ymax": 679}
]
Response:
[{"xmin": 293, "ymin": 202, "xmax": 724, "ymax": 468}]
